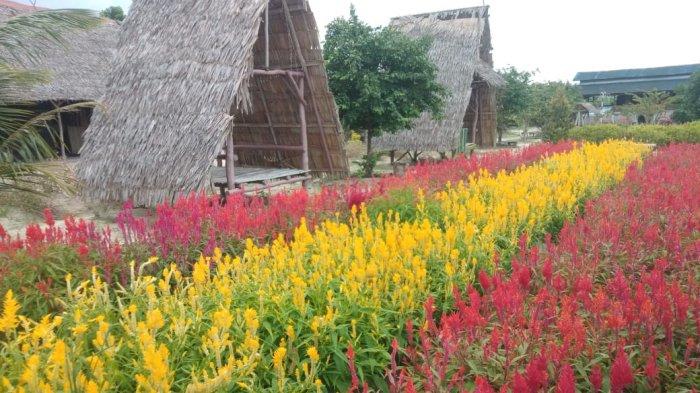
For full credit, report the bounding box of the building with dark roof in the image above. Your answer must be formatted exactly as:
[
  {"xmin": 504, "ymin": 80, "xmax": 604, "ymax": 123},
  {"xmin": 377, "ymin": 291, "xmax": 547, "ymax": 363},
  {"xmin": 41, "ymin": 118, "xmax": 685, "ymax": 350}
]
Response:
[{"xmin": 574, "ymin": 64, "xmax": 700, "ymax": 104}]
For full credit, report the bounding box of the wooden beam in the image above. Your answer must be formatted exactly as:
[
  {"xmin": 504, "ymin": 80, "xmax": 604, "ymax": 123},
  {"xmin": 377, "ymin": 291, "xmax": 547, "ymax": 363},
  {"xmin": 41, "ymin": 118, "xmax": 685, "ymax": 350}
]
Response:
[
  {"xmin": 252, "ymin": 69, "xmax": 304, "ymax": 77},
  {"xmin": 285, "ymin": 73, "xmax": 307, "ymax": 105},
  {"xmin": 472, "ymin": 88, "xmax": 480, "ymax": 145},
  {"xmin": 51, "ymin": 101, "xmax": 66, "ymax": 159},
  {"xmin": 264, "ymin": 4, "xmax": 270, "ymax": 69},
  {"xmin": 299, "ymin": 77, "xmax": 309, "ymax": 175},
  {"xmin": 255, "ymin": 77, "xmax": 283, "ymax": 164},
  {"xmin": 225, "ymin": 132, "xmax": 236, "ymax": 192},
  {"xmin": 227, "ymin": 176, "xmax": 312, "ymax": 195},
  {"xmin": 280, "ymin": 0, "xmax": 334, "ymax": 174},
  {"xmin": 232, "ymin": 122, "xmax": 338, "ymax": 129},
  {"xmin": 233, "ymin": 144, "xmax": 304, "ymax": 152}
]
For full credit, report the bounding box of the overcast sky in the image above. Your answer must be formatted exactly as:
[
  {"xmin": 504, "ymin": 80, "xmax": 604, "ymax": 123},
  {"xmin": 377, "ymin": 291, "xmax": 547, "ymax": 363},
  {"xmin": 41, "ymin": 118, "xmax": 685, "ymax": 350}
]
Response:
[{"xmin": 22, "ymin": 0, "xmax": 700, "ymax": 82}]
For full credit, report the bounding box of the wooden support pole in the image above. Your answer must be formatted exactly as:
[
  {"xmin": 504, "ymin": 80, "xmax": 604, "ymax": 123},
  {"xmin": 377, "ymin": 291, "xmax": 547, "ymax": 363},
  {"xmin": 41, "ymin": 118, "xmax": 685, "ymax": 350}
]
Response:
[
  {"xmin": 285, "ymin": 72, "xmax": 307, "ymax": 105},
  {"xmin": 280, "ymin": 0, "xmax": 334, "ymax": 174},
  {"xmin": 472, "ymin": 89, "xmax": 480, "ymax": 145},
  {"xmin": 226, "ymin": 131, "xmax": 236, "ymax": 193},
  {"xmin": 264, "ymin": 4, "xmax": 270, "ymax": 69},
  {"xmin": 299, "ymin": 77, "xmax": 309, "ymax": 175},
  {"xmin": 51, "ymin": 101, "xmax": 66, "ymax": 159}
]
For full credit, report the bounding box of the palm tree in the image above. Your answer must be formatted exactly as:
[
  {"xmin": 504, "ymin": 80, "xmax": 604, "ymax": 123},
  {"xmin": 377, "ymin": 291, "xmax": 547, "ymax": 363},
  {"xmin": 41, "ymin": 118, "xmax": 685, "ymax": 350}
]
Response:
[{"xmin": 0, "ymin": 9, "xmax": 99, "ymax": 194}]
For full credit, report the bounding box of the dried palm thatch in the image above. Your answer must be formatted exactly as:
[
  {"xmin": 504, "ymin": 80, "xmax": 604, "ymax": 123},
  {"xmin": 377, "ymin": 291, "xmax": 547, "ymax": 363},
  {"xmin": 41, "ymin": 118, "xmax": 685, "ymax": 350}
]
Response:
[
  {"xmin": 375, "ymin": 6, "xmax": 503, "ymax": 152},
  {"xmin": 2, "ymin": 19, "xmax": 118, "ymax": 102},
  {"xmin": 77, "ymin": 0, "xmax": 347, "ymax": 206},
  {"xmin": 0, "ymin": 1, "xmax": 117, "ymax": 103}
]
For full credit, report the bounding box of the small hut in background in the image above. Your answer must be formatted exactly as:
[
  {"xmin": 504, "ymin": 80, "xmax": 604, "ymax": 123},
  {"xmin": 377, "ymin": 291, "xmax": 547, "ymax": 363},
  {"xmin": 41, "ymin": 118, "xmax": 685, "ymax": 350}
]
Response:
[
  {"xmin": 0, "ymin": 0, "xmax": 118, "ymax": 156},
  {"xmin": 375, "ymin": 6, "xmax": 503, "ymax": 157},
  {"xmin": 77, "ymin": 0, "xmax": 348, "ymax": 206}
]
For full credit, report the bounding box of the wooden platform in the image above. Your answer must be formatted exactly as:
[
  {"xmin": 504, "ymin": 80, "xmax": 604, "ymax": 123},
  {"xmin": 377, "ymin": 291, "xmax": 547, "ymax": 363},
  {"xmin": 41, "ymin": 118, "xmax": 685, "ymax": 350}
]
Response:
[{"xmin": 211, "ymin": 166, "xmax": 310, "ymax": 195}]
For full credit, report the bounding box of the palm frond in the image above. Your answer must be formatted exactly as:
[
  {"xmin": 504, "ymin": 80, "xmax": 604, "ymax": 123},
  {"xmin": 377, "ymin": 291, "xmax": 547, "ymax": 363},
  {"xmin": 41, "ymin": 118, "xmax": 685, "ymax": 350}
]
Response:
[
  {"xmin": 0, "ymin": 9, "xmax": 101, "ymax": 62},
  {"xmin": 0, "ymin": 102, "xmax": 95, "ymax": 195}
]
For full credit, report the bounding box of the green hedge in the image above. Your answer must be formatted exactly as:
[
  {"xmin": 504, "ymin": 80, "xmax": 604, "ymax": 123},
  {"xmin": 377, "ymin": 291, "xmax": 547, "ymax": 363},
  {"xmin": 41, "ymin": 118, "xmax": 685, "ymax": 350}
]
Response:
[{"xmin": 567, "ymin": 121, "xmax": 700, "ymax": 145}]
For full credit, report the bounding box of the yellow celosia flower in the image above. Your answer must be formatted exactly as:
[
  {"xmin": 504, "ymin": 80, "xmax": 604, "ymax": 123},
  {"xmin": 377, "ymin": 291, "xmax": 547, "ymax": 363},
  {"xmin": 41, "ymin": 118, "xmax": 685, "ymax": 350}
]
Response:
[
  {"xmin": 0, "ymin": 290, "xmax": 20, "ymax": 333},
  {"xmin": 272, "ymin": 346, "xmax": 287, "ymax": 371},
  {"xmin": 137, "ymin": 343, "xmax": 171, "ymax": 392},
  {"xmin": 243, "ymin": 309, "xmax": 259, "ymax": 331},
  {"xmin": 307, "ymin": 346, "xmax": 320, "ymax": 363},
  {"xmin": 212, "ymin": 308, "xmax": 233, "ymax": 330},
  {"xmin": 192, "ymin": 257, "xmax": 210, "ymax": 285},
  {"xmin": 146, "ymin": 309, "xmax": 165, "ymax": 331}
]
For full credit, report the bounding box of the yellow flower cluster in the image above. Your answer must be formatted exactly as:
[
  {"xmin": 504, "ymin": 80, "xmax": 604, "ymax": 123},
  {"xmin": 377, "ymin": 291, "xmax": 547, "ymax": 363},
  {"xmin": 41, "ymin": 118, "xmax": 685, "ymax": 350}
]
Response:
[{"xmin": 0, "ymin": 141, "xmax": 649, "ymax": 391}]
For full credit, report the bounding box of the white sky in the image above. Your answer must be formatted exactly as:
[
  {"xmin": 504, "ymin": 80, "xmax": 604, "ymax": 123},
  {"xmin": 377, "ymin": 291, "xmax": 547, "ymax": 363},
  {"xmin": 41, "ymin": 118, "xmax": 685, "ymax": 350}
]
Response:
[{"xmin": 22, "ymin": 0, "xmax": 700, "ymax": 82}]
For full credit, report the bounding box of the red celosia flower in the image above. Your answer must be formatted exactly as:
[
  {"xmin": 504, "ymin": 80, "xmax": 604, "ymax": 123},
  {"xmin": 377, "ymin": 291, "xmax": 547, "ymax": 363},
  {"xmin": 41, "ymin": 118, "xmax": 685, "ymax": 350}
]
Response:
[
  {"xmin": 478, "ymin": 270, "xmax": 491, "ymax": 291},
  {"xmin": 0, "ymin": 224, "xmax": 6, "ymax": 239},
  {"xmin": 555, "ymin": 364, "xmax": 576, "ymax": 393},
  {"xmin": 525, "ymin": 356, "xmax": 549, "ymax": 391},
  {"xmin": 511, "ymin": 373, "xmax": 529, "ymax": 393},
  {"xmin": 43, "ymin": 208, "xmax": 55, "ymax": 227},
  {"xmin": 474, "ymin": 376, "xmax": 495, "ymax": 393},
  {"xmin": 610, "ymin": 350, "xmax": 634, "ymax": 393},
  {"xmin": 589, "ymin": 365, "xmax": 603, "ymax": 392},
  {"xmin": 644, "ymin": 347, "xmax": 659, "ymax": 388}
]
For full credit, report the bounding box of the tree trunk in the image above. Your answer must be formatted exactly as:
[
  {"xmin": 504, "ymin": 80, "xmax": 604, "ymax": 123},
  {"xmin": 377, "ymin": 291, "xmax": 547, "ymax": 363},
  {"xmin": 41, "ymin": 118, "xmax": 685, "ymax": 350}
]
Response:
[{"xmin": 365, "ymin": 129, "xmax": 372, "ymax": 157}]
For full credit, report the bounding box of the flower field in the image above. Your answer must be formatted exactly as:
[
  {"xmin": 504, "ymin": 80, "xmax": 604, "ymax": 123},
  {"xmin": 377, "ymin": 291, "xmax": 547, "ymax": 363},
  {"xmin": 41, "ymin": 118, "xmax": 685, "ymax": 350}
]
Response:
[
  {"xmin": 388, "ymin": 144, "xmax": 700, "ymax": 392},
  {"xmin": 0, "ymin": 143, "xmax": 573, "ymax": 317},
  {"xmin": 0, "ymin": 140, "xmax": 664, "ymax": 392}
]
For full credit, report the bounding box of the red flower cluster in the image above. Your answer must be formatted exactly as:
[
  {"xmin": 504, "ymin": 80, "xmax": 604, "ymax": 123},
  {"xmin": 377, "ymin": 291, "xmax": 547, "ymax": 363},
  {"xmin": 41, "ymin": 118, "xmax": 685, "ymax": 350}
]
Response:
[{"xmin": 390, "ymin": 144, "xmax": 700, "ymax": 392}]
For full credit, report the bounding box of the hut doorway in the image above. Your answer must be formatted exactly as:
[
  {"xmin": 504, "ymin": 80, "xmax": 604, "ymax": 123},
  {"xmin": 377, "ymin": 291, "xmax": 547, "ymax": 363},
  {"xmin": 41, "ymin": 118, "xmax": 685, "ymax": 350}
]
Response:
[
  {"xmin": 463, "ymin": 79, "xmax": 497, "ymax": 147},
  {"xmin": 212, "ymin": 0, "xmax": 345, "ymax": 197}
]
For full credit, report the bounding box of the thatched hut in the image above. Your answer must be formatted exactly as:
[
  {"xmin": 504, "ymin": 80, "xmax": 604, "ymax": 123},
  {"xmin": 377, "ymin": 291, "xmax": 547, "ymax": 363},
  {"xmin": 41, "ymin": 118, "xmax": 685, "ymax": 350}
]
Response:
[
  {"xmin": 0, "ymin": 0, "xmax": 119, "ymax": 155},
  {"xmin": 77, "ymin": 0, "xmax": 348, "ymax": 206},
  {"xmin": 375, "ymin": 6, "xmax": 504, "ymax": 155}
]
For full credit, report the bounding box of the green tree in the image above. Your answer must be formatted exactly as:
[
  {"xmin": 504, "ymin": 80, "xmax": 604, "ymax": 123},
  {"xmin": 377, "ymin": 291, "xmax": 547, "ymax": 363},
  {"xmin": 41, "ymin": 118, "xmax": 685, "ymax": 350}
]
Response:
[
  {"xmin": 1, "ymin": 9, "xmax": 99, "ymax": 194},
  {"xmin": 621, "ymin": 91, "xmax": 670, "ymax": 124},
  {"xmin": 324, "ymin": 6, "xmax": 447, "ymax": 175},
  {"xmin": 673, "ymin": 71, "xmax": 700, "ymax": 123},
  {"xmin": 527, "ymin": 81, "xmax": 581, "ymax": 128},
  {"xmin": 542, "ymin": 87, "xmax": 574, "ymax": 142},
  {"xmin": 100, "ymin": 6, "xmax": 125, "ymax": 22},
  {"xmin": 496, "ymin": 67, "xmax": 533, "ymax": 142}
]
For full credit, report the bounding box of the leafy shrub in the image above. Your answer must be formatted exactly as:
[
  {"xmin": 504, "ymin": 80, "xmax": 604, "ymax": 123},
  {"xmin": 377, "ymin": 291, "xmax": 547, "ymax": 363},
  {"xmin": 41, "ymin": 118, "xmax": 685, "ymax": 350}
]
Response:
[
  {"xmin": 0, "ymin": 245, "xmax": 89, "ymax": 319},
  {"xmin": 567, "ymin": 121, "xmax": 700, "ymax": 145},
  {"xmin": 353, "ymin": 153, "xmax": 381, "ymax": 178}
]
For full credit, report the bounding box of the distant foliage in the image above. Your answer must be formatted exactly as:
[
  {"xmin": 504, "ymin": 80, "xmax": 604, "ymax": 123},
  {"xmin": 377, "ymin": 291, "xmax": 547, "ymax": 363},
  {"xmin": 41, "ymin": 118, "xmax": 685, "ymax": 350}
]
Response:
[
  {"xmin": 567, "ymin": 122, "xmax": 700, "ymax": 145},
  {"xmin": 324, "ymin": 6, "xmax": 447, "ymax": 160},
  {"xmin": 100, "ymin": 6, "xmax": 125, "ymax": 22},
  {"xmin": 495, "ymin": 67, "xmax": 581, "ymax": 138},
  {"xmin": 542, "ymin": 87, "xmax": 575, "ymax": 142},
  {"xmin": 528, "ymin": 81, "xmax": 582, "ymax": 128},
  {"xmin": 673, "ymin": 71, "xmax": 700, "ymax": 123},
  {"xmin": 496, "ymin": 67, "xmax": 533, "ymax": 141},
  {"xmin": 620, "ymin": 91, "xmax": 671, "ymax": 124}
]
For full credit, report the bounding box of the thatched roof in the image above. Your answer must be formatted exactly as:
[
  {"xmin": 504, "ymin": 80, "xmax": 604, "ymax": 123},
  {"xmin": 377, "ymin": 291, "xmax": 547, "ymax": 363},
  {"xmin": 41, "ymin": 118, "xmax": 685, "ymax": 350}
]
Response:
[
  {"xmin": 0, "ymin": 2, "xmax": 118, "ymax": 103},
  {"xmin": 0, "ymin": 0, "xmax": 46, "ymax": 16},
  {"xmin": 77, "ymin": 0, "xmax": 347, "ymax": 206},
  {"xmin": 375, "ymin": 6, "xmax": 502, "ymax": 152}
]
